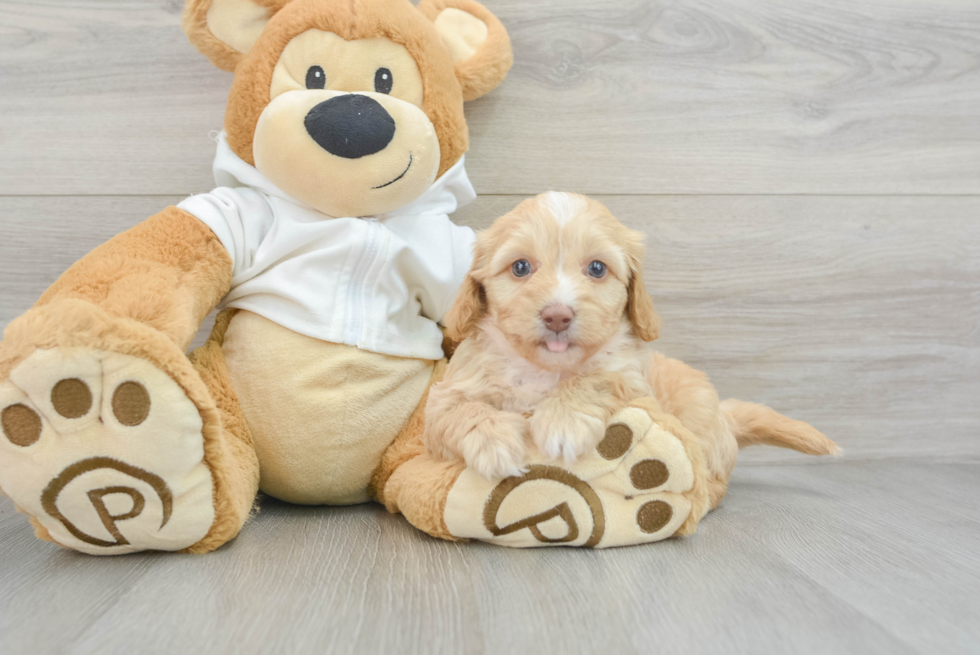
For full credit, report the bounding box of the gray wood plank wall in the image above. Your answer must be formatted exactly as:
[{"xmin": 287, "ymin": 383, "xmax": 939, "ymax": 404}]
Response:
[
  {"xmin": 3, "ymin": 1, "xmax": 980, "ymax": 195},
  {"xmin": 2, "ymin": 0, "xmax": 977, "ymax": 461}
]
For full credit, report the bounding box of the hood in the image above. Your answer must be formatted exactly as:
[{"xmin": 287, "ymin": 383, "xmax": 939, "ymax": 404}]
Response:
[{"xmin": 210, "ymin": 131, "xmax": 476, "ymax": 218}]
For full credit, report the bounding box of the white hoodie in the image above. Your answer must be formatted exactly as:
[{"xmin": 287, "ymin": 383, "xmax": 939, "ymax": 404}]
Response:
[{"xmin": 178, "ymin": 132, "xmax": 477, "ymax": 361}]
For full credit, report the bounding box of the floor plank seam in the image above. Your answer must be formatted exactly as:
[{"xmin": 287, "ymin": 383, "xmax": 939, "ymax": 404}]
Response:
[{"xmin": 2, "ymin": 193, "xmax": 980, "ymax": 199}]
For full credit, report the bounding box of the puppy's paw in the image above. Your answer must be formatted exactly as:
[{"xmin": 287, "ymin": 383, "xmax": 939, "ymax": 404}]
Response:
[
  {"xmin": 530, "ymin": 402, "xmax": 606, "ymax": 465},
  {"xmin": 460, "ymin": 412, "xmax": 529, "ymax": 480}
]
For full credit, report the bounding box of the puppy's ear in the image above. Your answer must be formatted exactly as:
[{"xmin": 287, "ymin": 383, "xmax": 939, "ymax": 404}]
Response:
[
  {"xmin": 183, "ymin": 0, "xmax": 293, "ymax": 71},
  {"xmin": 624, "ymin": 231, "xmax": 662, "ymax": 342},
  {"xmin": 444, "ymin": 275, "xmax": 486, "ymax": 341},
  {"xmin": 444, "ymin": 238, "xmax": 489, "ymax": 341},
  {"xmin": 418, "ymin": 0, "xmax": 513, "ymax": 101}
]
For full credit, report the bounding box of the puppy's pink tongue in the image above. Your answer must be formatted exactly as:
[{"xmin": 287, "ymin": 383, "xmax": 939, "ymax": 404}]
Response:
[{"xmin": 546, "ymin": 340, "xmax": 569, "ymax": 353}]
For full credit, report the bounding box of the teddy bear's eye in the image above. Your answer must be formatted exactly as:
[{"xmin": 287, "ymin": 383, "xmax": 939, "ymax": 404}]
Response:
[
  {"xmin": 374, "ymin": 68, "xmax": 393, "ymax": 94},
  {"xmin": 587, "ymin": 261, "xmax": 607, "ymax": 279},
  {"xmin": 306, "ymin": 66, "xmax": 326, "ymax": 90},
  {"xmin": 512, "ymin": 260, "xmax": 532, "ymax": 278}
]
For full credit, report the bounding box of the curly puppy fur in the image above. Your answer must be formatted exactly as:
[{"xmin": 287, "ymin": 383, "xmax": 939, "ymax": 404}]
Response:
[{"xmin": 425, "ymin": 192, "xmax": 840, "ymax": 504}]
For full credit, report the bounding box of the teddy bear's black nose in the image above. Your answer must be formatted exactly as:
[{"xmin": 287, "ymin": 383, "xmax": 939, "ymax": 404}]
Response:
[{"xmin": 304, "ymin": 94, "xmax": 395, "ymax": 159}]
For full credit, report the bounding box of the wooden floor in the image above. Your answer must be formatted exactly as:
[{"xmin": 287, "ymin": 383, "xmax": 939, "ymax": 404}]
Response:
[
  {"xmin": 1, "ymin": 0, "xmax": 978, "ymax": 653},
  {"xmin": 2, "ymin": 461, "xmax": 979, "ymax": 654}
]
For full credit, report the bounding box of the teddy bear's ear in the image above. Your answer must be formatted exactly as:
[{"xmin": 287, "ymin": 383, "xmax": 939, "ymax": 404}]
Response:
[
  {"xmin": 418, "ymin": 0, "xmax": 513, "ymax": 102},
  {"xmin": 183, "ymin": 0, "xmax": 293, "ymax": 72}
]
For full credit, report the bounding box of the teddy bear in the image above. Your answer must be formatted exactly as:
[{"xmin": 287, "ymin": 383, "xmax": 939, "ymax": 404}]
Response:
[
  {"xmin": 0, "ymin": 0, "xmax": 826, "ymax": 555},
  {"xmin": 0, "ymin": 0, "xmax": 518, "ymax": 555}
]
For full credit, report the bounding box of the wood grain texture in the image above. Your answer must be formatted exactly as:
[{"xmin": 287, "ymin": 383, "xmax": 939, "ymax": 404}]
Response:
[
  {"xmin": 1, "ymin": 461, "xmax": 978, "ymax": 654},
  {"xmin": 1, "ymin": 0, "xmax": 978, "ymax": 651},
  {"xmin": 1, "ymin": 0, "xmax": 979, "ymax": 195},
  {"xmin": 2, "ymin": 194, "xmax": 977, "ymax": 462}
]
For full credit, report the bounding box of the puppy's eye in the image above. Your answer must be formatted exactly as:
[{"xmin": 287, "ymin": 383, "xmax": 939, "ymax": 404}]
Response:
[
  {"xmin": 374, "ymin": 68, "xmax": 393, "ymax": 94},
  {"xmin": 511, "ymin": 259, "xmax": 532, "ymax": 278},
  {"xmin": 306, "ymin": 66, "xmax": 326, "ymax": 90},
  {"xmin": 587, "ymin": 261, "xmax": 607, "ymax": 279}
]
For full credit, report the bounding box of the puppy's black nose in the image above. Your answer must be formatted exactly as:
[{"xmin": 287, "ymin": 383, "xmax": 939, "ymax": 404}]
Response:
[
  {"xmin": 304, "ymin": 94, "xmax": 395, "ymax": 159},
  {"xmin": 541, "ymin": 304, "xmax": 574, "ymax": 333}
]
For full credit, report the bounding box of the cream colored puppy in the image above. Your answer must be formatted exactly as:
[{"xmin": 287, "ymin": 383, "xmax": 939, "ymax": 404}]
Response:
[{"xmin": 425, "ymin": 192, "xmax": 838, "ymax": 496}]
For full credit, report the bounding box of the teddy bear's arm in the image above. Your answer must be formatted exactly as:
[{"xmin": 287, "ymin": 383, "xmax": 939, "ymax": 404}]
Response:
[{"xmin": 25, "ymin": 206, "xmax": 232, "ymax": 350}]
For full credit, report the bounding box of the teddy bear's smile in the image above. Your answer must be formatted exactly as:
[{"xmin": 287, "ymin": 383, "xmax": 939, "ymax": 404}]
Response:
[{"xmin": 372, "ymin": 153, "xmax": 413, "ymax": 190}]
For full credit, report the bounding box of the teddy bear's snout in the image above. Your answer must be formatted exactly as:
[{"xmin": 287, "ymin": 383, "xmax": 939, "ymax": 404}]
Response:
[{"xmin": 304, "ymin": 94, "xmax": 396, "ymax": 159}]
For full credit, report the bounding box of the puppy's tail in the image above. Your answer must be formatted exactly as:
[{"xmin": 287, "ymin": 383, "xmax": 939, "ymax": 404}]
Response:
[{"xmin": 721, "ymin": 400, "xmax": 841, "ymax": 456}]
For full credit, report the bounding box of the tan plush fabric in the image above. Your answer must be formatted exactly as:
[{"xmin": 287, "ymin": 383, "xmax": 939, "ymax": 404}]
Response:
[
  {"xmin": 0, "ymin": 300, "xmax": 251, "ymax": 554},
  {"xmin": 382, "ymin": 453, "xmax": 466, "ymax": 541},
  {"xmin": 627, "ymin": 398, "xmax": 710, "ymax": 535},
  {"xmin": 183, "ymin": 0, "xmax": 292, "ymax": 72},
  {"xmin": 186, "ymin": 309, "xmax": 261, "ymax": 553},
  {"xmin": 440, "ymin": 405, "xmax": 703, "ymax": 548},
  {"xmin": 372, "ymin": 359, "xmax": 464, "ymax": 540},
  {"xmin": 0, "ymin": 348, "xmax": 216, "ymax": 555},
  {"xmin": 30, "ymin": 206, "xmax": 233, "ymax": 351},
  {"xmin": 269, "ymin": 30, "xmax": 426, "ymax": 106},
  {"xmin": 374, "ymin": 401, "xmax": 711, "ymax": 548},
  {"xmin": 418, "ymin": 0, "xmax": 513, "ymax": 102},
  {"xmin": 433, "ymin": 8, "xmax": 487, "ymax": 64},
  {"xmin": 0, "ymin": 211, "xmax": 263, "ymax": 555},
  {"xmin": 254, "ymin": 29, "xmax": 446, "ymax": 217},
  {"xmin": 222, "ymin": 311, "xmax": 433, "ymax": 505},
  {"xmin": 223, "ymin": 0, "xmax": 469, "ymax": 178},
  {"xmin": 370, "ymin": 359, "xmax": 445, "ymax": 504},
  {"xmin": 206, "ymin": 0, "xmax": 275, "ymax": 57},
  {"xmin": 253, "ymin": 80, "xmax": 441, "ymax": 218}
]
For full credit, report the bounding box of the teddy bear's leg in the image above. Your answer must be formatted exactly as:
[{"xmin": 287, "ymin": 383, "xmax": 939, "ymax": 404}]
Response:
[
  {"xmin": 184, "ymin": 309, "xmax": 261, "ymax": 553},
  {"xmin": 372, "ymin": 360, "xmax": 469, "ymax": 541},
  {"xmin": 0, "ymin": 306, "xmax": 260, "ymax": 555},
  {"xmin": 377, "ymin": 392, "xmax": 713, "ymax": 548},
  {"xmin": 0, "ymin": 208, "xmax": 258, "ymax": 554}
]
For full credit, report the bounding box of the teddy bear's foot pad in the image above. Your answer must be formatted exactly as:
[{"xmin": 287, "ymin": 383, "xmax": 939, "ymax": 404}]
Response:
[
  {"xmin": 443, "ymin": 407, "xmax": 695, "ymax": 548},
  {"xmin": 0, "ymin": 349, "xmax": 214, "ymax": 555}
]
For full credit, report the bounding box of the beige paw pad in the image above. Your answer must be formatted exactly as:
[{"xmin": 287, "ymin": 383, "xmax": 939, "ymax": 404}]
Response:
[
  {"xmin": 0, "ymin": 349, "xmax": 214, "ymax": 555},
  {"xmin": 443, "ymin": 407, "xmax": 695, "ymax": 548}
]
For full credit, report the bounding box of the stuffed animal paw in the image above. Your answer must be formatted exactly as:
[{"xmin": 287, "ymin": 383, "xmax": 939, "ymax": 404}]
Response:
[
  {"xmin": 0, "ymin": 301, "xmax": 240, "ymax": 555},
  {"xmin": 439, "ymin": 404, "xmax": 710, "ymax": 548}
]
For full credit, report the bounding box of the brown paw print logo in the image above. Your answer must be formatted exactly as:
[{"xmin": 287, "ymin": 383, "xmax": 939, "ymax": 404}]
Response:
[
  {"xmin": 483, "ymin": 466, "xmax": 606, "ymax": 547},
  {"xmin": 41, "ymin": 457, "xmax": 173, "ymax": 548},
  {"xmin": 2, "ymin": 377, "xmax": 171, "ymax": 548},
  {"xmin": 474, "ymin": 417, "xmax": 684, "ymax": 548}
]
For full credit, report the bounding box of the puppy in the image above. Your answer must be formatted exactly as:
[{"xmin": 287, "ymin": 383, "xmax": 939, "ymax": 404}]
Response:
[{"xmin": 425, "ymin": 192, "xmax": 839, "ymax": 506}]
